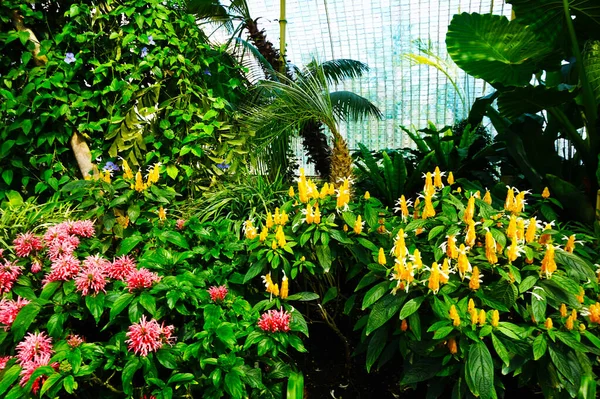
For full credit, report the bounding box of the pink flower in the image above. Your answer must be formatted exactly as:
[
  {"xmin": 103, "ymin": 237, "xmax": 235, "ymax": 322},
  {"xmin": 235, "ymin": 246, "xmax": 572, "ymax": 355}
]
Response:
[
  {"xmin": 46, "ymin": 235, "xmax": 79, "ymax": 261},
  {"xmin": 66, "ymin": 334, "xmax": 84, "ymax": 348},
  {"xmin": 107, "ymin": 255, "xmax": 137, "ymax": 280},
  {"xmin": 257, "ymin": 309, "xmax": 291, "ymax": 333},
  {"xmin": 126, "ymin": 268, "xmax": 161, "ymax": 292},
  {"xmin": 43, "ymin": 224, "xmax": 71, "ymax": 246},
  {"xmin": 126, "ymin": 316, "xmax": 175, "ymax": 356},
  {"xmin": 0, "ymin": 356, "xmax": 11, "ymax": 370},
  {"xmin": 69, "ymin": 220, "xmax": 95, "ymax": 238},
  {"xmin": 16, "ymin": 332, "xmax": 53, "ymax": 366},
  {"xmin": 13, "ymin": 233, "xmax": 44, "ymax": 257},
  {"xmin": 31, "ymin": 260, "xmax": 42, "ymax": 273},
  {"xmin": 83, "ymin": 254, "xmax": 111, "ymax": 271},
  {"xmin": 43, "ymin": 254, "xmax": 80, "ymax": 284},
  {"xmin": 0, "ymin": 297, "xmax": 29, "ymax": 329},
  {"xmin": 0, "ymin": 249, "xmax": 4, "ymax": 259},
  {"xmin": 0, "ymin": 260, "xmax": 22, "ymax": 294},
  {"xmin": 75, "ymin": 263, "xmax": 107, "ymax": 296},
  {"xmin": 176, "ymin": 219, "xmax": 185, "ymax": 230},
  {"xmin": 208, "ymin": 285, "xmax": 228, "ymax": 302}
]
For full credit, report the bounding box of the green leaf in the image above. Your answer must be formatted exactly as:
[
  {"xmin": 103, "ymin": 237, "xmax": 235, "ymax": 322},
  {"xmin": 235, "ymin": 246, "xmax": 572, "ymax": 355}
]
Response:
[
  {"xmin": 216, "ymin": 324, "xmax": 236, "ymax": 348},
  {"xmin": 399, "ymin": 297, "xmax": 425, "ymax": 320},
  {"xmin": 489, "ymin": 282, "xmax": 517, "ymax": 309},
  {"xmin": 139, "ymin": 292, "xmax": 156, "ymax": 316},
  {"xmin": 85, "ymin": 294, "xmax": 105, "ymax": 324},
  {"xmin": 167, "ymin": 373, "xmax": 195, "ymax": 385},
  {"xmin": 491, "ymin": 333, "xmax": 510, "ymax": 367},
  {"xmin": 366, "ymin": 293, "xmax": 405, "ymax": 335},
  {"xmin": 118, "ymin": 235, "xmax": 144, "ymax": 255},
  {"xmin": 518, "ymin": 275, "xmax": 538, "ymax": 294},
  {"xmin": 497, "ymin": 86, "xmax": 576, "ymax": 119},
  {"xmin": 0, "ymin": 365, "xmax": 21, "ymax": 396},
  {"xmin": 467, "ymin": 341, "xmax": 494, "ymax": 399},
  {"xmin": 315, "ymin": 245, "xmax": 332, "ymax": 272},
  {"xmin": 446, "ymin": 13, "xmax": 552, "ymax": 86},
  {"xmin": 554, "ymin": 249, "xmax": 595, "ymax": 281},
  {"xmin": 548, "ymin": 344, "xmax": 577, "ymax": 385},
  {"xmin": 161, "ymin": 231, "xmax": 189, "ymax": 249},
  {"xmin": 432, "ymin": 326, "xmax": 454, "ymax": 340},
  {"xmin": 286, "ymin": 371, "xmax": 304, "ymax": 399},
  {"xmin": 584, "ymin": 40, "xmax": 600, "ymax": 102},
  {"xmin": 156, "ymin": 349, "xmax": 178, "ymax": 369},
  {"xmin": 11, "ymin": 300, "xmax": 42, "ymax": 340},
  {"xmin": 40, "ymin": 373, "xmax": 63, "ymax": 396},
  {"xmin": 401, "ymin": 357, "xmax": 442, "ymax": 384},
  {"xmin": 362, "ymin": 281, "xmax": 389, "ymax": 310},
  {"xmin": 533, "ymin": 334, "xmax": 547, "ymax": 360},
  {"xmin": 322, "ymin": 287, "xmax": 337, "ymax": 305},
  {"xmin": 290, "ymin": 309, "xmax": 309, "ymax": 337},
  {"xmin": 127, "ymin": 204, "xmax": 141, "ymax": 223},
  {"xmin": 366, "ymin": 327, "xmax": 388, "ymax": 372},
  {"xmin": 110, "ymin": 293, "xmax": 134, "ymax": 320},
  {"xmin": 225, "ymin": 372, "xmax": 243, "ymax": 399},
  {"xmin": 285, "ymin": 292, "xmax": 319, "ymax": 301},
  {"xmin": 531, "ymin": 289, "xmax": 546, "ymax": 324}
]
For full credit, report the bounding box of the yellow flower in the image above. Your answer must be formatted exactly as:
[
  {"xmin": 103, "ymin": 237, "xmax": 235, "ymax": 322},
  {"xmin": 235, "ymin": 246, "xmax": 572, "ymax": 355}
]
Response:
[
  {"xmin": 422, "ymin": 193, "xmax": 436, "ymax": 219},
  {"xmin": 541, "ymin": 244, "xmax": 557, "ymax": 278},
  {"xmin": 491, "ymin": 310, "xmax": 499, "ymax": 327},
  {"xmin": 572, "ymin": 308, "xmax": 577, "ymax": 320},
  {"xmin": 424, "ymin": 172, "xmax": 434, "ymax": 195},
  {"xmin": 525, "ymin": 217, "xmax": 537, "ymax": 243},
  {"xmin": 485, "ymin": 231, "xmax": 498, "ymax": 265},
  {"xmin": 122, "ymin": 159, "xmax": 134, "ymax": 180},
  {"xmin": 273, "ymin": 208, "xmax": 281, "ymax": 225},
  {"xmin": 353, "ymin": 215, "xmax": 363, "ymax": 235},
  {"xmin": 397, "ymin": 195, "xmax": 410, "ymax": 221},
  {"xmin": 504, "ymin": 187, "xmax": 515, "ymax": 211},
  {"xmin": 539, "ymin": 223, "xmax": 553, "ymax": 245},
  {"xmin": 259, "ymin": 227, "xmax": 268, "ymax": 242},
  {"xmin": 506, "ymin": 215, "xmax": 517, "ymax": 238},
  {"xmin": 412, "ymin": 249, "xmax": 422, "ymax": 269},
  {"xmin": 507, "ymin": 236, "xmax": 519, "ymax": 263},
  {"xmin": 465, "ymin": 219, "xmax": 476, "ymax": 247},
  {"xmin": 513, "ymin": 191, "xmax": 525, "ymax": 214},
  {"xmin": 447, "ymin": 338, "xmax": 458, "ymax": 354},
  {"xmin": 298, "ymin": 169, "xmax": 309, "ymax": 203},
  {"xmin": 134, "ymin": 170, "xmax": 146, "ymax": 192},
  {"xmin": 464, "ymin": 196, "xmax": 475, "ymax": 223},
  {"xmin": 580, "ymin": 323, "xmax": 586, "ymax": 331},
  {"xmin": 483, "ymin": 190, "xmax": 492, "ymax": 205},
  {"xmin": 440, "ymin": 258, "xmax": 450, "ymax": 284},
  {"xmin": 266, "ymin": 212, "xmax": 274, "ymax": 229},
  {"xmin": 456, "ymin": 187, "xmax": 462, "ymax": 193},
  {"xmin": 449, "ymin": 305, "xmax": 461, "ymax": 327},
  {"xmin": 565, "ymin": 235, "xmax": 576, "ymax": 253},
  {"xmin": 392, "ymin": 230, "xmax": 407, "ymax": 260},
  {"xmin": 434, "ymin": 167, "xmax": 444, "ymax": 189},
  {"xmin": 468, "ymin": 299, "xmax": 475, "ymax": 314},
  {"xmin": 565, "ymin": 315, "xmax": 574, "ymax": 330},
  {"xmin": 446, "ymin": 235, "xmax": 458, "ymax": 259},
  {"xmin": 478, "ymin": 309, "xmax": 486, "ymax": 326},
  {"xmin": 101, "ymin": 170, "xmax": 111, "ymax": 184},
  {"xmin": 336, "ymin": 179, "xmax": 351, "ymax": 209},
  {"xmin": 244, "ymin": 220, "xmax": 257, "ymax": 239},
  {"xmin": 117, "ymin": 215, "xmax": 130, "ymax": 228},
  {"xmin": 279, "ymin": 210, "xmax": 289, "ymax": 225},
  {"xmin": 305, "ymin": 203, "xmax": 314, "ymax": 224},
  {"xmin": 271, "ymin": 240, "xmax": 277, "ymax": 250},
  {"xmin": 147, "ymin": 163, "xmax": 160, "ymax": 185},
  {"xmin": 275, "ymin": 225, "xmax": 286, "ymax": 248},
  {"xmin": 158, "ymin": 206, "xmax": 167, "ymax": 221},
  {"xmin": 288, "ymin": 186, "xmax": 295, "ymax": 197},
  {"xmin": 447, "ymin": 171, "xmax": 454, "ymax": 185},
  {"xmin": 577, "ymin": 286, "xmax": 585, "ymax": 303},
  {"xmin": 280, "ymin": 275, "xmax": 289, "ymax": 299},
  {"xmin": 308, "ymin": 180, "xmax": 320, "ymax": 200},
  {"xmin": 542, "ymin": 186, "xmax": 550, "ymax": 199},
  {"xmin": 545, "ymin": 318, "xmax": 553, "ymax": 329},
  {"xmin": 470, "ymin": 308, "xmax": 479, "ymax": 325},
  {"xmin": 457, "ymin": 244, "xmax": 471, "ymax": 280},
  {"xmin": 320, "ymin": 183, "xmax": 329, "ymax": 199},
  {"xmin": 377, "ymin": 247, "xmax": 386, "ymax": 265},
  {"xmin": 313, "ymin": 203, "xmax": 321, "ymax": 224},
  {"xmin": 428, "ymin": 262, "xmax": 440, "ymax": 294},
  {"xmin": 401, "ymin": 319, "xmax": 408, "ymax": 331},
  {"xmin": 560, "ymin": 303, "xmax": 567, "ymax": 318},
  {"xmin": 262, "ymin": 273, "xmax": 279, "ymax": 296},
  {"xmin": 590, "ymin": 303, "xmax": 600, "ymax": 324},
  {"xmin": 364, "ymin": 191, "xmax": 370, "ymax": 200},
  {"xmin": 516, "ymin": 218, "xmax": 525, "ymax": 241},
  {"xmin": 469, "ymin": 267, "xmax": 481, "ymax": 290},
  {"xmin": 343, "ymin": 224, "xmax": 348, "ymax": 232}
]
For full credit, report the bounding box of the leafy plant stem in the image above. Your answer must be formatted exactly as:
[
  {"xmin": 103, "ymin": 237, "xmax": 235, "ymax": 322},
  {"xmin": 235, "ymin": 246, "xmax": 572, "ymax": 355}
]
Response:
[{"xmin": 90, "ymin": 373, "xmax": 122, "ymax": 394}]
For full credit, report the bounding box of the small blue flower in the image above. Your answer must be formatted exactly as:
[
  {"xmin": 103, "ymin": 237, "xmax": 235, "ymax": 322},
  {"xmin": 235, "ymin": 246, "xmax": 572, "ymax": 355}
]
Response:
[
  {"xmin": 103, "ymin": 161, "xmax": 120, "ymax": 173},
  {"xmin": 141, "ymin": 47, "xmax": 149, "ymax": 58},
  {"xmin": 148, "ymin": 35, "xmax": 155, "ymax": 45},
  {"xmin": 216, "ymin": 162, "xmax": 230, "ymax": 170},
  {"xmin": 64, "ymin": 52, "xmax": 76, "ymax": 64},
  {"xmin": 203, "ymin": 68, "xmax": 212, "ymax": 76}
]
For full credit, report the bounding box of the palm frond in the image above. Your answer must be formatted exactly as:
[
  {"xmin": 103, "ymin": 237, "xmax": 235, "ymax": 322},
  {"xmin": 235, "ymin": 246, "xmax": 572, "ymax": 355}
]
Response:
[
  {"xmin": 305, "ymin": 59, "xmax": 370, "ymax": 85},
  {"xmin": 232, "ymin": 37, "xmax": 278, "ymax": 84},
  {"xmin": 187, "ymin": 0, "xmax": 236, "ymax": 32},
  {"xmin": 329, "ymin": 91, "xmax": 382, "ymax": 121}
]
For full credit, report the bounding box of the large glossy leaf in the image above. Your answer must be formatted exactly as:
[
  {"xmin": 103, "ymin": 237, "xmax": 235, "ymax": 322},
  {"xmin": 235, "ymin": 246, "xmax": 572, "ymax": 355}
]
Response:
[
  {"xmin": 467, "ymin": 341, "xmax": 494, "ymax": 399},
  {"xmin": 547, "ymin": 174, "xmax": 595, "ymax": 223},
  {"xmin": 446, "ymin": 13, "xmax": 552, "ymax": 86},
  {"xmin": 583, "ymin": 40, "xmax": 600, "ymax": 102},
  {"xmin": 497, "ymin": 85, "xmax": 577, "ymax": 119}
]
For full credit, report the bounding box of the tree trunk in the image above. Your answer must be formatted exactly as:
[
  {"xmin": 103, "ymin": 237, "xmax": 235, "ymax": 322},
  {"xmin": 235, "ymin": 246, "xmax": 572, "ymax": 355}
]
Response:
[
  {"xmin": 70, "ymin": 132, "xmax": 97, "ymax": 179},
  {"xmin": 11, "ymin": 10, "xmax": 48, "ymax": 66}
]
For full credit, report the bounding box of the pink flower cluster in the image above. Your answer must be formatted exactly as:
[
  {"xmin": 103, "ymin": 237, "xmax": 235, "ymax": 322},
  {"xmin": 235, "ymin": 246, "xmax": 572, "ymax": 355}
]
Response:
[
  {"xmin": 126, "ymin": 268, "xmax": 161, "ymax": 292},
  {"xmin": 257, "ymin": 309, "xmax": 291, "ymax": 333},
  {"xmin": 74, "ymin": 255, "xmax": 111, "ymax": 296},
  {"xmin": 107, "ymin": 255, "xmax": 137, "ymax": 280},
  {"xmin": 13, "ymin": 233, "xmax": 44, "ymax": 258},
  {"xmin": 0, "ymin": 260, "xmax": 22, "ymax": 294},
  {"xmin": 0, "ymin": 297, "xmax": 29, "ymax": 330},
  {"xmin": 15, "ymin": 332, "xmax": 54, "ymax": 390},
  {"xmin": 208, "ymin": 285, "xmax": 228, "ymax": 302},
  {"xmin": 66, "ymin": 334, "xmax": 84, "ymax": 348},
  {"xmin": 126, "ymin": 316, "xmax": 175, "ymax": 356},
  {"xmin": 0, "ymin": 355, "xmax": 11, "ymax": 370}
]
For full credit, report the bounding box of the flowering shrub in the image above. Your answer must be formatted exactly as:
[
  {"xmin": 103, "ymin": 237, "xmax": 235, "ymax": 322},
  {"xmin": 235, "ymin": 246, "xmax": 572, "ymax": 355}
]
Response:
[{"xmin": 244, "ymin": 167, "xmax": 600, "ymax": 397}]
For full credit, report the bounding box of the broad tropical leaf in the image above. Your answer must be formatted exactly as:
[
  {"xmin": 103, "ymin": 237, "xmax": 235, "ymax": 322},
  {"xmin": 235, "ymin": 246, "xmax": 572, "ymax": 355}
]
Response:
[
  {"xmin": 446, "ymin": 13, "xmax": 553, "ymax": 86},
  {"xmin": 497, "ymin": 85, "xmax": 577, "ymax": 119},
  {"xmin": 583, "ymin": 40, "xmax": 600, "ymax": 102}
]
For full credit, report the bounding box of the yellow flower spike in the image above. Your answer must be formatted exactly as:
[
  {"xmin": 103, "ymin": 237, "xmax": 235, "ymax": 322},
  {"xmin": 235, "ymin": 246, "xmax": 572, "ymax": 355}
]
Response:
[
  {"xmin": 305, "ymin": 203, "xmax": 314, "ymax": 224},
  {"xmin": 571, "ymin": 309, "xmax": 577, "ymax": 320},
  {"xmin": 259, "ymin": 227, "xmax": 268, "ymax": 242},
  {"xmin": 469, "ymin": 267, "xmax": 481, "ymax": 290},
  {"xmin": 560, "ymin": 303, "xmax": 567, "ymax": 318},
  {"xmin": 393, "ymin": 229, "xmax": 407, "ymax": 260},
  {"xmin": 377, "ymin": 248, "xmax": 386, "ymax": 265},
  {"xmin": 157, "ymin": 206, "xmax": 167, "ymax": 221},
  {"xmin": 565, "ymin": 235, "xmax": 576, "ymax": 253},
  {"xmin": 590, "ymin": 303, "xmax": 600, "ymax": 323},
  {"xmin": 422, "ymin": 194, "xmax": 436, "ymax": 219},
  {"xmin": 428, "ymin": 262, "xmax": 440, "ymax": 294},
  {"xmin": 309, "ymin": 180, "xmax": 320, "ymax": 200},
  {"xmin": 274, "ymin": 208, "xmax": 281, "ymax": 225},
  {"xmin": 504, "ymin": 187, "xmax": 515, "ymax": 211},
  {"xmin": 478, "ymin": 309, "xmax": 486, "ymax": 326},
  {"xmin": 343, "ymin": 224, "xmax": 348, "ymax": 232},
  {"xmin": 280, "ymin": 275, "xmax": 289, "ymax": 299},
  {"xmin": 401, "ymin": 319, "xmax": 408, "ymax": 332},
  {"xmin": 483, "ymin": 190, "xmax": 492, "ymax": 205},
  {"xmin": 542, "ymin": 187, "xmax": 550, "ymax": 199},
  {"xmin": 424, "ymin": 172, "xmax": 434, "ymax": 194},
  {"xmin": 471, "ymin": 309, "xmax": 479, "ymax": 325},
  {"xmin": 541, "ymin": 244, "xmax": 557, "ymax": 278},
  {"xmin": 364, "ymin": 191, "xmax": 371, "ymax": 200},
  {"xmin": 464, "ymin": 196, "xmax": 475, "ymax": 223},
  {"xmin": 134, "ymin": 170, "xmax": 146, "ymax": 192},
  {"xmin": 465, "ymin": 219, "xmax": 476, "ymax": 247},
  {"xmin": 313, "ymin": 203, "xmax": 321, "ymax": 224},
  {"xmin": 565, "ymin": 315, "xmax": 574, "ymax": 330},
  {"xmin": 276, "ymin": 225, "xmax": 286, "ymax": 248},
  {"xmin": 398, "ymin": 195, "xmax": 410, "ymax": 221},
  {"xmin": 354, "ymin": 215, "xmax": 363, "ymax": 235},
  {"xmin": 449, "ymin": 305, "xmax": 461, "ymax": 327},
  {"xmin": 440, "ymin": 258, "xmax": 450, "ymax": 284},
  {"xmin": 416, "ymin": 227, "xmax": 424, "ymax": 236},
  {"xmin": 457, "ymin": 244, "xmax": 471, "ymax": 280},
  {"xmin": 262, "ymin": 273, "xmax": 279, "ymax": 296},
  {"xmin": 545, "ymin": 318, "xmax": 553, "ymax": 329},
  {"xmin": 507, "ymin": 236, "xmax": 519, "ymax": 263},
  {"xmin": 147, "ymin": 163, "xmax": 160, "ymax": 185},
  {"xmin": 447, "ymin": 235, "xmax": 458, "ymax": 259},
  {"xmin": 577, "ymin": 286, "xmax": 585, "ymax": 303},
  {"xmin": 491, "ymin": 310, "xmax": 499, "ymax": 327},
  {"xmin": 271, "ymin": 240, "xmax": 277, "ymax": 250},
  {"xmin": 539, "ymin": 223, "xmax": 552, "ymax": 245},
  {"xmin": 447, "ymin": 338, "xmax": 458, "ymax": 354},
  {"xmin": 447, "ymin": 171, "xmax": 455, "ymax": 185},
  {"xmin": 525, "ymin": 218, "xmax": 537, "ymax": 243},
  {"xmin": 579, "ymin": 323, "xmax": 586, "ymax": 332},
  {"xmin": 101, "ymin": 170, "xmax": 111, "ymax": 184},
  {"xmin": 298, "ymin": 169, "xmax": 308, "ymax": 203},
  {"xmin": 412, "ymin": 248, "xmax": 423, "ymax": 269},
  {"xmin": 512, "ymin": 191, "xmax": 525, "ymax": 214},
  {"xmin": 456, "ymin": 187, "xmax": 462, "ymax": 193},
  {"xmin": 468, "ymin": 299, "xmax": 475, "ymax": 314},
  {"xmin": 320, "ymin": 183, "xmax": 329, "ymax": 199},
  {"xmin": 279, "ymin": 210, "xmax": 289, "ymax": 225},
  {"xmin": 516, "ymin": 218, "xmax": 525, "ymax": 241},
  {"xmin": 434, "ymin": 167, "xmax": 444, "ymax": 189},
  {"xmin": 288, "ymin": 186, "xmax": 295, "ymax": 197},
  {"xmin": 506, "ymin": 215, "xmax": 517, "ymax": 238},
  {"xmin": 328, "ymin": 183, "xmax": 336, "ymax": 196},
  {"xmin": 485, "ymin": 231, "xmax": 498, "ymax": 265},
  {"xmin": 266, "ymin": 212, "xmax": 274, "ymax": 229},
  {"xmin": 122, "ymin": 159, "xmax": 134, "ymax": 180}
]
